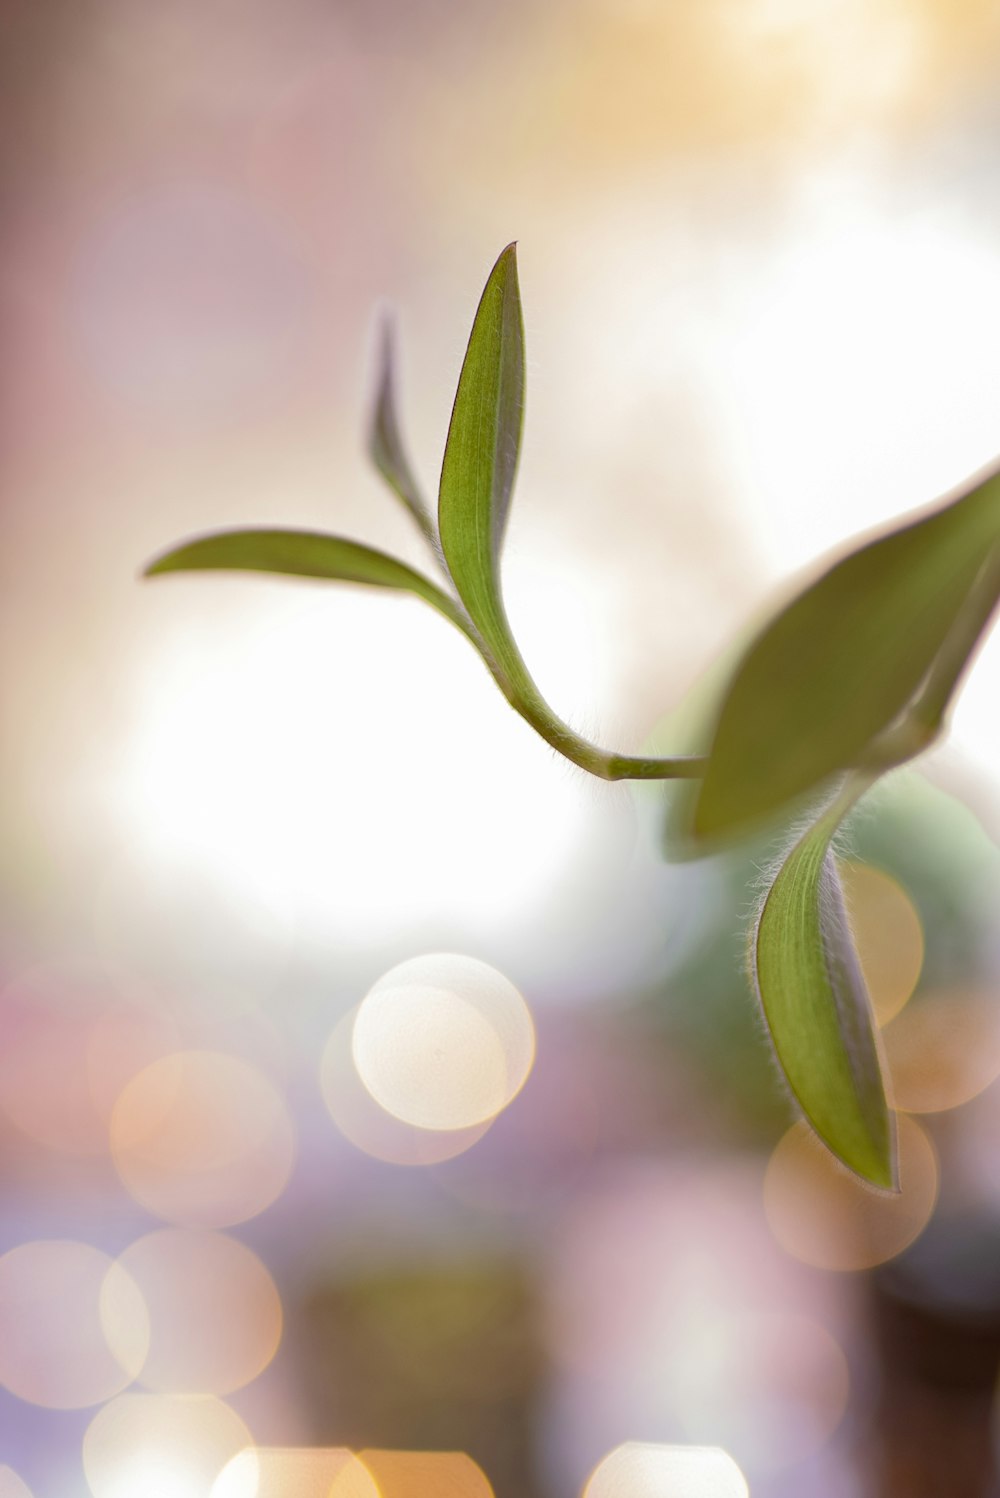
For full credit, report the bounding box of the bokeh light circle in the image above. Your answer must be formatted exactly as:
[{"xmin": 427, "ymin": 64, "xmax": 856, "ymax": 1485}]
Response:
[
  {"xmin": 764, "ymin": 1115, "xmax": 938, "ymax": 1271},
  {"xmin": 356, "ymin": 1451, "xmax": 494, "ymax": 1498},
  {"xmin": 83, "ymin": 1393, "xmax": 252, "ymax": 1498},
  {"xmin": 351, "ymin": 955, "xmax": 535, "ymax": 1131},
  {"xmin": 584, "ymin": 1442, "xmax": 749, "ymax": 1498},
  {"xmin": 0, "ymin": 1468, "xmax": 34, "ymax": 1498},
  {"xmin": 0, "ymin": 961, "xmax": 176, "ymax": 1158},
  {"xmin": 882, "ymin": 989, "xmax": 1000, "ymax": 1113},
  {"xmin": 321, "ymin": 1009, "xmax": 493, "ymax": 1166},
  {"xmin": 110, "ymin": 1051, "xmax": 295, "ymax": 1226},
  {"xmin": 0, "ymin": 1240, "xmax": 148, "ymax": 1409},
  {"xmin": 211, "ymin": 1449, "xmax": 378, "ymax": 1498},
  {"xmin": 840, "ymin": 861, "xmax": 924, "ymax": 1025},
  {"xmin": 107, "ymin": 1229, "xmax": 282, "ymax": 1395}
]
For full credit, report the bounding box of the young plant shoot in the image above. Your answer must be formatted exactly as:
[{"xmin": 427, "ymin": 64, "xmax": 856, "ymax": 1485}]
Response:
[{"xmin": 145, "ymin": 244, "xmax": 1000, "ymax": 1191}]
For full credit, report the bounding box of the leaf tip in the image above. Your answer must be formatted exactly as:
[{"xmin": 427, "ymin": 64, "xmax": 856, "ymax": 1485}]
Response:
[
  {"xmin": 494, "ymin": 241, "xmax": 519, "ymax": 276},
  {"xmin": 374, "ymin": 306, "xmax": 395, "ymax": 374},
  {"xmin": 857, "ymin": 1127, "xmax": 900, "ymax": 1194}
]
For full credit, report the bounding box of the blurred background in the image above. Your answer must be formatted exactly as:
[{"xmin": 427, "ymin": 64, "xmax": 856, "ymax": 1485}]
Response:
[{"xmin": 2, "ymin": 1, "xmax": 1000, "ymax": 1494}]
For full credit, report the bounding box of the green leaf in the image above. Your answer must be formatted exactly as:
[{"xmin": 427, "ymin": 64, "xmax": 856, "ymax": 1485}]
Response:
[
  {"xmin": 754, "ymin": 779, "xmax": 896, "ymax": 1189},
  {"xmin": 693, "ymin": 465, "xmax": 1000, "ymax": 842},
  {"xmin": 368, "ymin": 317, "xmax": 437, "ymax": 549},
  {"xmin": 143, "ymin": 528, "xmax": 475, "ymax": 640},
  {"xmin": 438, "ymin": 243, "xmax": 528, "ymax": 693}
]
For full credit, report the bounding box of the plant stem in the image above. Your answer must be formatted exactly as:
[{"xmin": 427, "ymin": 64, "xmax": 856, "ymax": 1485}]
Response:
[{"xmin": 490, "ymin": 672, "xmax": 705, "ymax": 781}]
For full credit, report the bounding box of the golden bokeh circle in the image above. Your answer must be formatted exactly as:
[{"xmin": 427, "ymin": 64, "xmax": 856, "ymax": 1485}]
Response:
[
  {"xmin": 882, "ymin": 989, "xmax": 1000, "ymax": 1114},
  {"xmin": 839, "ymin": 861, "xmax": 924, "ymax": 1025},
  {"xmin": 764, "ymin": 1115, "xmax": 938, "ymax": 1272},
  {"xmin": 110, "ymin": 1051, "xmax": 295, "ymax": 1226}
]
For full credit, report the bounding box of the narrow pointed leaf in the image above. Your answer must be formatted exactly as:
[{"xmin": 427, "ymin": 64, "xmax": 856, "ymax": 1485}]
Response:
[
  {"xmin": 693, "ymin": 464, "xmax": 1000, "ymax": 841},
  {"xmin": 144, "ymin": 528, "xmax": 474, "ymax": 638},
  {"xmin": 754, "ymin": 782, "xmax": 896, "ymax": 1188},
  {"xmin": 438, "ymin": 243, "xmax": 529, "ymax": 692},
  {"xmin": 368, "ymin": 318, "xmax": 437, "ymax": 547}
]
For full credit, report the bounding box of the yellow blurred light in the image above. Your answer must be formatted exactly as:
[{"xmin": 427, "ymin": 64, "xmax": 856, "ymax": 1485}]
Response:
[
  {"xmin": 882, "ymin": 989, "xmax": 1000, "ymax": 1113},
  {"xmin": 839, "ymin": 861, "xmax": 924, "ymax": 1024},
  {"xmin": 83, "ymin": 1394, "xmax": 252, "ymax": 1498},
  {"xmin": 211, "ymin": 1450, "xmax": 494, "ymax": 1498},
  {"xmin": 357, "ymin": 1450, "xmax": 494, "ymax": 1498},
  {"xmin": 0, "ymin": 1467, "xmax": 34, "ymax": 1497},
  {"xmin": 211, "ymin": 1449, "xmax": 379, "ymax": 1498},
  {"xmin": 764, "ymin": 1115, "xmax": 938, "ymax": 1271},
  {"xmin": 583, "ymin": 1442, "xmax": 748, "ymax": 1498},
  {"xmin": 105, "ymin": 1229, "xmax": 282, "ymax": 1395},
  {"xmin": 0, "ymin": 1240, "xmax": 148, "ymax": 1408},
  {"xmin": 110, "ymin": 1051, "xmax": 295, "ymax": 1226},
  {"xmin": 351, "ymin": 955, "xmax": 535, "ymax": 1132},
  {"xmin": 320, "ymin": 1009, "xmax": 493, "ymax": 1165}
]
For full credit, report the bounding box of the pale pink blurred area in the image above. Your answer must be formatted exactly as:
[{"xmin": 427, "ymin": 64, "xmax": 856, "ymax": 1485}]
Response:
[{"xmin": 3, "ymin": 3, "xmax": 1000, "ymax": 1496}]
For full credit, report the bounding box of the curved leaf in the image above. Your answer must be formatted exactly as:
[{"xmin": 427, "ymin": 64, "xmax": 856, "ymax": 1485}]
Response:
[
  {"xmin": 438, "ymin": 243, "xmax": 528, "ymax": 692},
  {"xmin": 368, "ymin": 317, "xmax": 437, "ymax": 549},
  {"xmin": 143, "ymin": 528, "xmax": 475, "ymax": 640},
  {"xmin": 754, "ymin": 780, "xmax": 896, "ymax": 1188},
  {"xmin": 693, "ymin": 464, "xmax": 1000, "ymax": 842}
]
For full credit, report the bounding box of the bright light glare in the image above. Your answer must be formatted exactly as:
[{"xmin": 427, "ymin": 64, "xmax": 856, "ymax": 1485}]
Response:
[
  {"xmin": 584, "ymin": 1442, "xmax": 748, "ymax": 1498},
  {"xmin": 724, "ymin": 212, "xmax": 1000, "ymax": 574},
  {"xmin": 351, "ymin": 954, "xmax": 536, "ymax": 1131},
  {"xmin": 99, "ymin": 1459, "xmax": 204, "ymax": 1498},
  {"xmin": 110, "ymin": 590, "xmax": 602, "ymax": 950}
]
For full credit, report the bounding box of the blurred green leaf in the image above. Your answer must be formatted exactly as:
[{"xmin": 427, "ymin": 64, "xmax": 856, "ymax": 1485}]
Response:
[
  {"xmin": 438, "ymin": 243, "xmax": 528, "ymax": 694},
  {"xmin": 693, "ymin": 466, "xmax": 1000, "ymax": 842},
  {"xmin": 754, "ymin": 779, "xmax": 896, "ymax": 1188},
  {"xmin": 368, "ymin": 317, "xmax": 438, "ymax": 549},
  {"xmin": 144, "ymin": 527, "xmax": 475, "ymax": 639}
]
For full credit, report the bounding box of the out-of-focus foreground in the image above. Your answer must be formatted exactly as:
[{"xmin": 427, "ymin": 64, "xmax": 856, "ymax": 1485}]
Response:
[{"xmin": 2, "ymin": 2, "xmax": 1000, "ymax": 1495}]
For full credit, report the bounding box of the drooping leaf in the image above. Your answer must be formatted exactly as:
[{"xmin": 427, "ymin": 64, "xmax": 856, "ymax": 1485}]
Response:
[
  {"xmin": 692, "ymin": 464, "xmax": 1000, "ymax": 842},
  {"xmin": 143, "ymin": 528, "xmax": 475, "ymax": 640},
  {"xmin": 368, "ymin": 317, "xmax": 437, "ymax": 548},
  {"xmin": 437, "ymin": 243, "xmax": 529, "ymax": 694},
  {"xmin": 754, "ymin": 779, "xmax": 896, "ymax": 1188}
]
